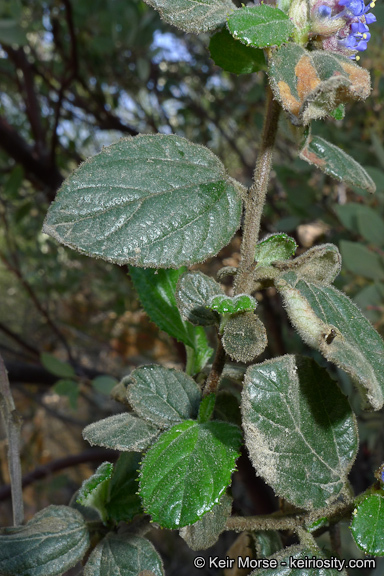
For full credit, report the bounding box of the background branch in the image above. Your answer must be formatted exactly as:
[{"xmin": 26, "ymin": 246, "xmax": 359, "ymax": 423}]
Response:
[{"xmin": 0, "ymin": 353, "xmax": 24, "ymax": 525}]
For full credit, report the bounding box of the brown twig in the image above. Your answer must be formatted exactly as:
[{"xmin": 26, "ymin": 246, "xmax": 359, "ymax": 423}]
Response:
[
  {"xmin": 0, "ymin": 448, "xmax": 118, "ymax": 502},
  {"xmin": 0, "ymin": 353, "xmax": 24, "ymax": 525}
]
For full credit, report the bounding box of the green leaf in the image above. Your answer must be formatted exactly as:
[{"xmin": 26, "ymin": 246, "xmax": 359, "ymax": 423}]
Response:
[
  {"xmin": 254, "ymin": 233, "xmax": 297, "ymax": 266},
  {"xmin": 176, "ymin": 270, "xmax": 222, "ymax": 326},
  {"xmin": 139, "ymin": 419, "xmax": 242, "ymax": 528},
  {"xmin": 84, "ymin": 533, "xmax": 164, "ymax": 576},
  {"xmin": 351, "ymin": 494, "xmax": 384, "ymax": 556},
  {"xmin": 334, "ymin": 203, "xmax": 384, "ymax": 246},
  {"xmin": 179, "ymin": 493, "xmax": 232, "ymax": 550},
  {"xmin": 300, "ymin": 136, "xmax": 376, "ymax": 193},
  {"xmin": 43, "ymin": 135, "xmax": 242, "ymax": 269},
  {"xmin": 339, "ymin": 240, "xmax": 384, "ymax": 280},
  {"xmin": 208, "ymin": 294, "xmax": 257, "ymax": 315},
  {"xmin": 227, "ymin": 6, "xmax": 294, "ymax": 49},
  {"xmin": 0, "ymin": 506, "xmax": 90, "ymax": 576},
  {"xmin": 91, "ymin": 375, "xmax": 118, "ymax": 395},
  {"xmin": 222, "ymin": 312, "xmax": 267, "ymax": 363},
  {"xmin": 77, "ymin": 462, "xmax": 113, "ymax": 523},
  {"xmin": 41, "ymin": 352, "xmax": 75, "ymax": 378},
  {"xmin": 83, "ymin": 413, "xmax": 159, "ymax": 451},
  {"xmin": 53, "ymin": 379, "xmax": 79, "ymax": 410},
  {"xmin": 273, "ymin": 244, "xmax": 341, "ymax": 285},
  {"xmin": 143, "ymin": 0, "xmax": 235, "ymax": 33},
  {"xmin": 127, "ymin": 365, "xmax": 201, "ymax": 428},
  {"xmin": 105, "ymin": 453, "xmax": 143, "ymax": 523},
  {"xmin": 242, "ymin": 355, "xmax": 358, "ymax": 510},
  {"xmin": 197, "ymin": 393, "xmax": 215, "ymax": 423},
  {"xmin": 249, "ymin": 543, "xmax": 348, "ymax": 575},
  {"xmin": 269, "ymin": 44, "xmax": 371, "ymax": 126},
  {"xmin": 130, "ymin": 266, "xmax": 213, "ymax": 374},
  {"xmin": 209, "ymin": 27, "xmax": 265, "ymax": 75},
  {"xmin": 276, "ymin": 274, "xmax": 384, "ymax": 410}
]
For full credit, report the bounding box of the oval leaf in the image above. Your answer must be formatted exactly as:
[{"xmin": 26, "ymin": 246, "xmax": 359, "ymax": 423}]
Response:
[
  {"xmin": 176, "ymin": 270, "xmax": 222, "ymax": 326},
  {"xmin": 227, "ymin": 5, "xmax": 294, "ymax": 49},
  {"xmin": 43, "ymin": 135, "xmax": 242, "ymax": 269},
  {"xmin": 222, "ymin": 312, "xmax": 267, "ymax": 363},
  {"xmin": 143, "ymin": 0, "xmax": 235, "ymax": 33},
  {"xmin": 300, "ymin": 136, "xmax": 376, "ymax": 193},
  {"xmin": 84, "ymin": 533, "xmax": 164, "ymax": 576},
  {"xmin": 242, "ymin": 355, "xmax": 358, "ymax": 510},
  {"xmin": 83, "ymin": 413, "xmax": 159, "ymax": 452},
  {"xmin": 209, "ymin": 27, "xmax": 265, "ymax": 74},
  {"xmin": 139, "ymin": 419, "xmax": 242, "ymax": 528},
  {"xmin": 0, "ymin": 506, "xmax": 90, "ymax": 576},
  {"xmin": 127, "ymin": 365, "xmax": 201, "ymax": 428},
  {"xmin": 351, "ymin": 494, "xmax": 384, "ymax": 556},
  {"xmin": 276, "ymin": 274, "xmax": 384, "ymax": 410}
]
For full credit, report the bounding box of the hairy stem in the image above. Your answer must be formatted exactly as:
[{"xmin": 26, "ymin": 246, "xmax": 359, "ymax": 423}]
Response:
[
  {"xmin": 234, "ymin": 86, "xmax": 281, "ymax": 295},
  {"xmin": 0, "ymin": 354, "xmax": 24, "ymax": 525},
  {"xmin": 202, "ymin": 335, "xmax": 226, "ymax": 397}
]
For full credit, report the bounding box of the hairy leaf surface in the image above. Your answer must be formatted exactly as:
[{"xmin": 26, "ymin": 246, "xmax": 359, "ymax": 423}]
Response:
[
  {"xmin": 222, "ymin": 312, "xmax": 267, "ymax": 363},
  {"xmin": 143, "ymin": 0, "xmax": 235, "ymax": 33},
  {"xmin": 84, "ymin": 533, "xmax": 164, "ymax": 576},
  {"xmin": 300, "ymin": 136, "xmax": 376, "ymax": 193},
  {"xmin": 83, "ymin": 413, "xmax": 159, "ymax": 451},
  {"xmin": 176, "ymin": 270, "xmax": 222, "ymax": 326},
  {"xmin": 276, "ymin": 274, "xmax": 384, "ymax": 410},
  {"xmin": 0, "ymin": 506, "xmax": 90, "ymax": 576},
  {"xmin": 269, "ymin": 43, "xmax": 371, "ymax": 126},
  {"xmin": 227, "ymin": 5, "xmax": 294, "ymax": 49},
  {"xmin": 43, "ymin": 135, "xmax": 242, "ymax": 268},
  {"xmin": 127, "ymin": 365, "xmax": 201, "ymax": 428},
  {"xmin": 242, "ymin": 356, "xmax": 358, "ymax": 509},
  {"xmin": 140, "ymin": 419, "xmax": 241, "ymax": 528}
]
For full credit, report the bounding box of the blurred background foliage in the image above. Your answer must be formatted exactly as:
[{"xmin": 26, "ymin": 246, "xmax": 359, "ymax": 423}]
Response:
[{"xmin": 0, "ymin": 0, "xmax": 383, "ymax": 573}]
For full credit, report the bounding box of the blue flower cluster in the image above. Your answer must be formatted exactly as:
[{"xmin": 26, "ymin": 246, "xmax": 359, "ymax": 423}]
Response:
[
  {"xmin": 317, "ymin": 0, "xmax": 376, "ymax": 59},
  {"xmin": 338, "ymin": 0, "xmax": 376, "ymax": 56}
]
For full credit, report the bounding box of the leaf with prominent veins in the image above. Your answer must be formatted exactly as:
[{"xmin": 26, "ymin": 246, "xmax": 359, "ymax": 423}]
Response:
[
  {"xmin": 43, "ymin": 135, "xmax": 242, "ymax": 268},
  {"xmin": 143, "ymin": 0, "xmax": 236, "ymax": 33},
  {"xmin": 242, "ymin": 355, "xmax": 358, "ymax": 509}
]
